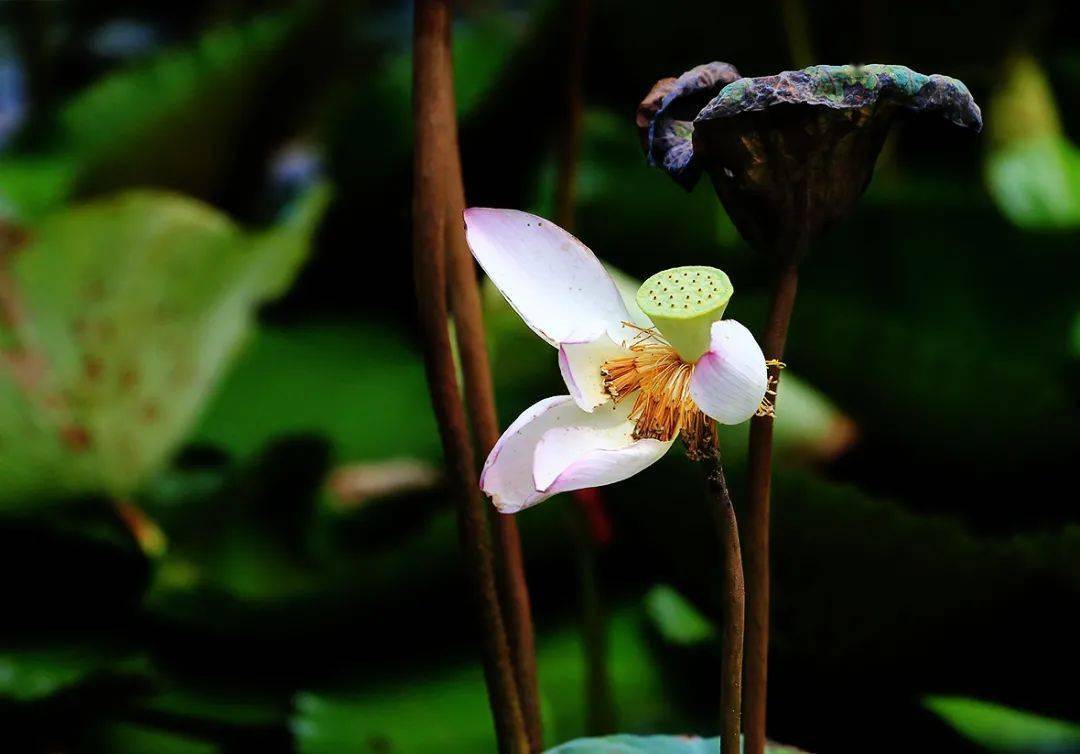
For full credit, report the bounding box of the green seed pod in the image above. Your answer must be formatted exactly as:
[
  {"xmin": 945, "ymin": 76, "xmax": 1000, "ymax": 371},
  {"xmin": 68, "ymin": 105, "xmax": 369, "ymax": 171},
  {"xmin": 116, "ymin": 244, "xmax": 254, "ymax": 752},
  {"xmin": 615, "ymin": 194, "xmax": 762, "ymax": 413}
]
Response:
[{"xmin": 636, "ymin": 266, "xmax": 733, "ymax": 362}]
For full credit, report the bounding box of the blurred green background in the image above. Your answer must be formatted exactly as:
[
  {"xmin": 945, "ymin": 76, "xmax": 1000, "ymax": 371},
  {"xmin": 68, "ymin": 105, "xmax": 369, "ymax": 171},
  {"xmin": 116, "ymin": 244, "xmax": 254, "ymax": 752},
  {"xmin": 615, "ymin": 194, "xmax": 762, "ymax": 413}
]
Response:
[{"xmin": 1, "ymin": 1, "xmax": 1078, "ymax": 752}]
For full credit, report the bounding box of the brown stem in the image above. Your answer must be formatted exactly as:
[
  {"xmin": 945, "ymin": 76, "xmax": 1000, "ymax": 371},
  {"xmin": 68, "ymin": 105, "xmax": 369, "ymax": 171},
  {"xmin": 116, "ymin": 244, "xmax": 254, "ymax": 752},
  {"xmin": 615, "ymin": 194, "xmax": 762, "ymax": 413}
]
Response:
[
  {"xmin": 440, "ymin": 33, "xmax": 543, "ymax": 754},
  {"xmin": 702, "ymin": 447, "xmax": 744, "ymax": 754},
  {"xmin": 412, "ymin": 3, "xmax": 530, "ymax": 752},
  {"xmin": 743, "ymin": 263, "xmax": 799, "ymax": 754}
]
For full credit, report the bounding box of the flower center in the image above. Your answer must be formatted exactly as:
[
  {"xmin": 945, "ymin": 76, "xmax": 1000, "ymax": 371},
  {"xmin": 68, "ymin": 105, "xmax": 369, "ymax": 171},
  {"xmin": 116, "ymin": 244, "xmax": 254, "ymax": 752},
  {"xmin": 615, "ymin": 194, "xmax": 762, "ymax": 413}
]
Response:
[
  {"xmin": 600, "ymin": 329, "xmax": 714, "ymax": 460},
  {"xmin": 636, "ymin": 266, "xmax": 733, "ymax": 362}
]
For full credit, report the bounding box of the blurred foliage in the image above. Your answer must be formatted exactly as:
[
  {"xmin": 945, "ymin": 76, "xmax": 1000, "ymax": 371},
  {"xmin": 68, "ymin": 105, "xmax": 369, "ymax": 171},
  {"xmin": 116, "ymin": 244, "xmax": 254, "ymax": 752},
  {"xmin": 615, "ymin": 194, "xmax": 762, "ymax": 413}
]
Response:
[
  {"xmin": 642, "ymin": 586, "xmax": 715, "ymax": 647},
  {"xmin": 82, "ymin": 723, "xmax": 222, "ymax": 754},
  {"xmin": 0, "ymin": 6, "xmax": 341, "ymax": 220},
  {"xmin": 0, "ymin": 645, "xmax": 150, "ymax": 702},
  {"xmin": 195, "ymin": 322, "xmax": 439, "ymax": 462},
  {"xmin": 329, "ymin": 11, "xmax": 528, "ymax": 190},
  {"xmin": 293, "ymin": 611, "xmax": 674, "ymax": 754},
  {"xmin": 0, "ymin": 187, "xmax": 327, "ymax": 507},
  {"xmin": 985, "ymin": 56, "xmax": 1080, "ymax": 229},
  {"xmin": 924, "ymin": 697, "xmax": 1080, "ymax": 753},
  {"xmin": 530, "ymin": 110, "xmax": 742, "ymax": 266}
]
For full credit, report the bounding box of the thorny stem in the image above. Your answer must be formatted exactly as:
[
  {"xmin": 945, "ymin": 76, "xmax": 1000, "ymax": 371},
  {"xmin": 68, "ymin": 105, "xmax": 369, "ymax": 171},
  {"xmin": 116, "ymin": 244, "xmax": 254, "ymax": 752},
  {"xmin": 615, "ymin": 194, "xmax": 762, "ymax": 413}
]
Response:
[
  {"xmin": 439, "ymin": 26, "xmax": 542, "ymax": 753},
  {"xmin": 702, "ymin": 443, "xmax": 745, "ymax": 754},
  {"xmin": 743, "ymin": 262, "xmax": 799, "ymax": 754},
  {"xmin": 412, "ymin": 2, "xmax": 530, "ymax": 752}
]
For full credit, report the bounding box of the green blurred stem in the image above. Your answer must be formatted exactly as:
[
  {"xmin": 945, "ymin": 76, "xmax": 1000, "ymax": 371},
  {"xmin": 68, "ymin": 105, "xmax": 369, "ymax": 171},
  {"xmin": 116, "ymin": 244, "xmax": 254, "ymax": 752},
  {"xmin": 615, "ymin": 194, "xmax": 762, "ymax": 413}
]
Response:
[
  {"xmin": 779, "ymin": 0, "xmax": 815, "ymax": 69},
  {"xmin": 744, "ymin": 262, "xmax": 799, "ymax": 754},
  {"xmin": 569, "ymin": 493, "xmax": 615, "ymax": 735},
  {"xmin": 440, "ymin": 23, "xmax": 542, "ymax": 753},
  {"xmin": 553, "ymin": 0, "xmax": 590, "ymax": 228},
  {"xmin": 701, "ymin": 446, "xmax": 744, "ymax": 754},
  {"xmin": 412, "ymin": 2, "xmax": 530, "ymax": 752}
]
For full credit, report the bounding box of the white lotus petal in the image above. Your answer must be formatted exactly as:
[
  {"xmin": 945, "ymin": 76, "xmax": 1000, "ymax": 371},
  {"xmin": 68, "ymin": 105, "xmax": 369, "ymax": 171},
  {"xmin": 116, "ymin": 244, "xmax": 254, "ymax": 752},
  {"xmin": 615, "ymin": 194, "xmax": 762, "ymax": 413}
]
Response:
[
  {"xmin": 464, "ymin": 208, "xmax": 632, "ymax": 346},
  {"xmin": 558, "ymin": 330, "xmax": 631, "ymax": 412},
  {"xmin": 689, "ymin": 319, "xmax": 768, "ymax": 425},
  {"xmin": 480, "ymin": 396, "xmax": 671, "ymax": 513},
  {"xmin": 534, "ymin": 427, "xmax": 671, "ymax": 500}
]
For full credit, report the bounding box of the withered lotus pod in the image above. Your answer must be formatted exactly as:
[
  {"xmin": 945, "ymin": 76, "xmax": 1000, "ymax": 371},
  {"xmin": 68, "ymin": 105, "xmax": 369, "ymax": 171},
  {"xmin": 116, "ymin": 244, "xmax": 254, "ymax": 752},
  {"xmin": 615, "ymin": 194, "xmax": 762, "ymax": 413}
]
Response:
[
  {"xmin": 636, "ymin": 61, "xmax": 742, "ymax": 189},
  {"xmin": 640, "ymin": 64, "xmax": 983, "ymax": 261}
]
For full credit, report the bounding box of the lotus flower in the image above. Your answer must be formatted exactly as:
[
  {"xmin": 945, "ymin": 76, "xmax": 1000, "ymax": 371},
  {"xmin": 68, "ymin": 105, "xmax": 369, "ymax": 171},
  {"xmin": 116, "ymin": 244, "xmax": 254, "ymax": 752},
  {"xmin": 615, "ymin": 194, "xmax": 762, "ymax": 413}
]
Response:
[{"xmin": 465, "ymin": 208, "xmax": 767, "ymax": 513}]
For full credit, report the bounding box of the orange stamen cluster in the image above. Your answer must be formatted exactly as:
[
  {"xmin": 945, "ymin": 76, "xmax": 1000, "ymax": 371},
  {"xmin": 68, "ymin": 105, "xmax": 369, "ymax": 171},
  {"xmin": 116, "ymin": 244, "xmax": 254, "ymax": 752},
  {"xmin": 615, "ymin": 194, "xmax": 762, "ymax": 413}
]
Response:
[{"xmin": 600, "ymin": 325, "xmax": 714, "ymax": 459}]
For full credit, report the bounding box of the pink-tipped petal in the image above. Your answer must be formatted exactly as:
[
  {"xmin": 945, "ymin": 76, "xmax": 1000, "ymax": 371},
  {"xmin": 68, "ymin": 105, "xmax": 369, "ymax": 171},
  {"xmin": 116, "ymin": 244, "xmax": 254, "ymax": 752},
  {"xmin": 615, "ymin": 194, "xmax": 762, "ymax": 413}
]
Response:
[
  {"xmin": 534, "ymin": 427, "xmax": 670, "ymax": 498},
  {"xmin": 464, "ymin": 208, "xmax": 632, "ymax": 347},
  {"xmin": 480, "ymin": 396, "xmax": 671, "ymax": 513},
  {"xmin": 689, "ymin": 319, "xmax": 768, "ymax": 425},
  {"xmin": 558, "ymin": 330, "xmax": 631, "ymax": 412}
]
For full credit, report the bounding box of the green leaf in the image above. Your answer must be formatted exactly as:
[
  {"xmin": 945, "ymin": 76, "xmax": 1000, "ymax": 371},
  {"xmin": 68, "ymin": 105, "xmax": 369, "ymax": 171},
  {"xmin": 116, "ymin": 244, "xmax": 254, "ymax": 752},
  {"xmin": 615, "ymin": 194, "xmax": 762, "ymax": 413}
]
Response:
[
  {"xmin": 924, "ymin": 696, "xmax": 1080, "ymax": 752},
  {"xmin": 194, "ymin": 322, "xmax": 440, "ymax": 462},
  {"xmin": 0, "ymin": 187, "xmax": 327, "ymax": 508},
  {"xmin": 0, "ymin": 645, "xmax": 151, "ymax": 702},
  {"xmin": 545, "ymin": 735, "xmax": 807, "ymax": 753},
  {"xmin": 644, "ymin": 585, "xmax": 716, "ymax": 646},
  {"xmin": 0, "ymin": 157, "xmax": 77, "ymax": 221}
]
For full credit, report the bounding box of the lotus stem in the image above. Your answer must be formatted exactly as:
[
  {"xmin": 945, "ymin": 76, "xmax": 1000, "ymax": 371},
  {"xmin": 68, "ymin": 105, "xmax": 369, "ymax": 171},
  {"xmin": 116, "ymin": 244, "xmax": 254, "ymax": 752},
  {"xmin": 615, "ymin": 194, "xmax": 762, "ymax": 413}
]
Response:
[
  {"xmin": 744, "ymin": 261, "xmax": 799, "ymax": 754},
  {"xmin": 411, "ymin": 2, "xmax": 530, "ymax": 751},
  {"xmin": 702, "ymin": 446, "xmax": 745, "ymax": 754},
  {"xmin": 440, "ymin": 29, "xmax": 542, "ymax": 753}
]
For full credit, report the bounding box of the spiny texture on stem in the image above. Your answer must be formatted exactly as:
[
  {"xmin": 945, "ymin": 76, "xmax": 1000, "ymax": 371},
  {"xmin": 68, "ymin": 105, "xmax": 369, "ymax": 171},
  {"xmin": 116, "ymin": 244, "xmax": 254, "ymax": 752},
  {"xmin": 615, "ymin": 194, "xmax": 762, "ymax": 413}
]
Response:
[
  {"xmin": 702, "ymin": 446, "xmax": 745, "ymax": 754},
  {"xmin": 411, "ymin": 2, "xmax": 529, "ymax": 751},
  {"xmin": 743, "ymin": 263, "xmax": 799, "ymax": 754},
  {"xmin": 439, "ymin": 35, "xmax": 542, "ymax": 752}
]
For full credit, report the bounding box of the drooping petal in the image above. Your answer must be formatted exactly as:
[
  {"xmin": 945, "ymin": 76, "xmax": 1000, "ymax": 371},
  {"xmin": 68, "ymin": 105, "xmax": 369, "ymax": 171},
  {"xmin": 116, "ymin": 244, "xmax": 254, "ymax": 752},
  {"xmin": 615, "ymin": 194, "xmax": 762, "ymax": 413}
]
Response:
[
  {"xmin": 480, "ymin": 396, "xmax": 671, "ymax": 513},
  {"xmin": 558, "ymin": 329, "xmax": 630, "ymax": 412},
  {"xmin": 689, "ymin": 319, "xmax": 767, "ymax": 425},
  {"xmin": 464, "ymin": 208, "xmax": 632, "ymax": 347}
]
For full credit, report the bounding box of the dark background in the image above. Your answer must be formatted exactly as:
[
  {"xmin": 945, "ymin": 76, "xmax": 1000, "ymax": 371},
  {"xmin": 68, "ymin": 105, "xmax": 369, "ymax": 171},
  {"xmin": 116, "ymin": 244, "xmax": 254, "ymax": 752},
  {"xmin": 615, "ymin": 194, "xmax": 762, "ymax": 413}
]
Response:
[{"xmin": 1, "ymin": 1, "xmax": 1078, "ymax": 752}]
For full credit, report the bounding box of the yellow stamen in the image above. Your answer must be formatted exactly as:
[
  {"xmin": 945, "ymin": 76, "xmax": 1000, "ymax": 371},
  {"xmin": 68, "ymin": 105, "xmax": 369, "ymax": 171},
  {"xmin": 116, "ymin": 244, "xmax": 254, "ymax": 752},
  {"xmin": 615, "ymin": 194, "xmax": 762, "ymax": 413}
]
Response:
[
  {"xmin": 755, "ymin": 359, "xmax": 787, "ymax": 418},
  {"xmin": 600, "ymin": 325, "xmax": 714, "ymax": 459}
]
